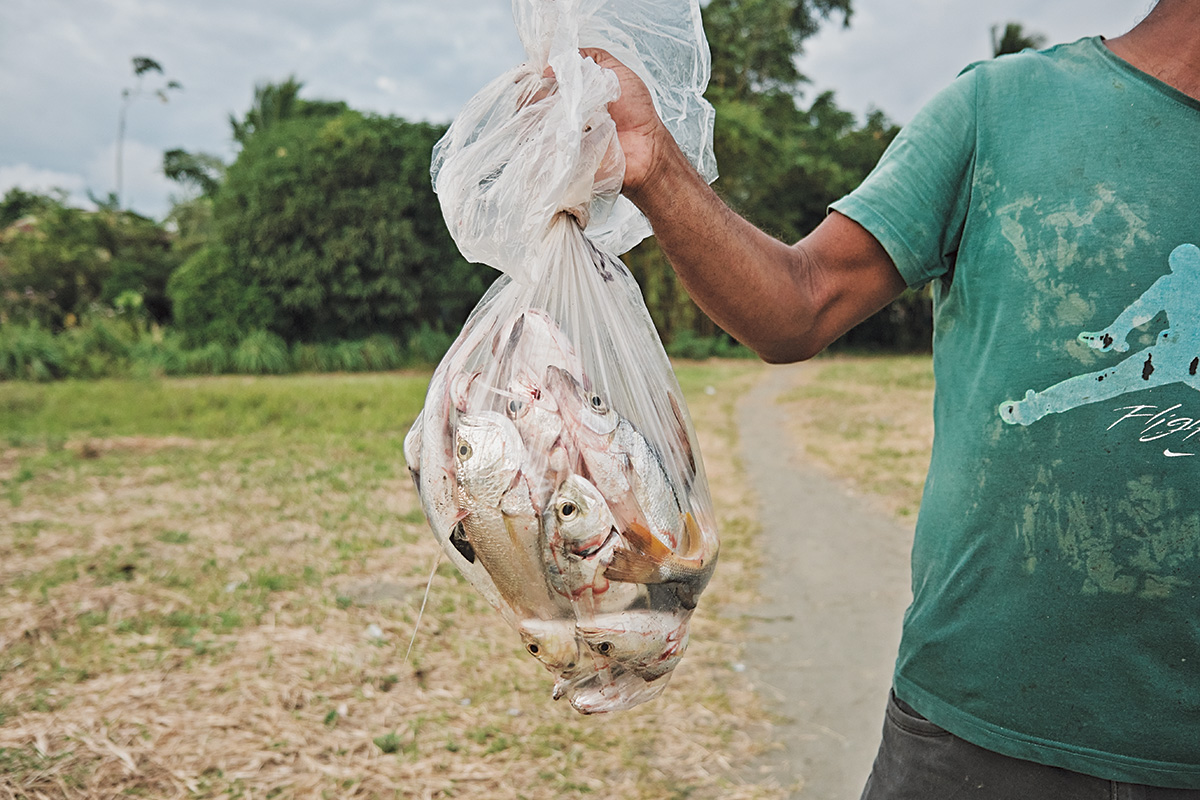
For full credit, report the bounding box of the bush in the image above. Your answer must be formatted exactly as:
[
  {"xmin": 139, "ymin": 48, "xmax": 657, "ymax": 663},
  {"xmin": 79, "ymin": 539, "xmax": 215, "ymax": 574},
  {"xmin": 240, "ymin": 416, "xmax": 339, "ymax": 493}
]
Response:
[
  {"xmin": 232, "ymin": 331, "xmax": 291, "ymax": 375},
  {"xmin": 361, "ymin": 334, "xmax": 403, "ymax": 371},
  {"xmin": 129, "ymin": 334, "xmax": 189, "ymax": 377},
  {"xmin": 0, "ymin": 323, "xmax": 66, "ymax": 381},
  {"xmin": 406, "ymin": 323, "xmax": 455, "ymax": 366},
  {"xmin": 167, "ymin": 246, "xmax": 275, "ymax": 347},
  {"xmin": 291, "ymin": 341, "xmax": 336, "ymax": 374},
  {"xmin": 184, "ymin": 341, "xmax": 232, "ymax": 375}
]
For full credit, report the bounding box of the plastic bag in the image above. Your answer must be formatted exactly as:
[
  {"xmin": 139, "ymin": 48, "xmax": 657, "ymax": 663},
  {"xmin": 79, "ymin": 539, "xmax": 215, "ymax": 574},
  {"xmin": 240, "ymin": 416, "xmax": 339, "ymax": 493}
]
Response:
[{"xmin": 405, "ymin": 0, "xmax": 718, "ymax": 714}]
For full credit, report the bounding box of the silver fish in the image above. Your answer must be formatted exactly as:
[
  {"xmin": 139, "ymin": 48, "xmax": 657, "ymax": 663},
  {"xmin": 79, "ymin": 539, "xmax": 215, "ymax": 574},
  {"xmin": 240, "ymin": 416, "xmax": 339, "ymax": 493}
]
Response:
[
  {"xmin": 455, "ymin": 412, "xmax": 567, "ymax": 621},
  {"xmin": 544, "ymin": 365, "xmax": 685, "ymax": 551},
  {"xmin": 517, "ymin": 617, "xmax": 583, "ymax": 681},
  {"xmin": 576, "ymin": 608, "xmax": 691, "ymax": 682},
  {"xmin": 560, "ymin": 665, "xmax": 672, "ymax": 715},
  {"xmin": 542, "ymin": 474, "xmax": 639, "ymax": 612}
]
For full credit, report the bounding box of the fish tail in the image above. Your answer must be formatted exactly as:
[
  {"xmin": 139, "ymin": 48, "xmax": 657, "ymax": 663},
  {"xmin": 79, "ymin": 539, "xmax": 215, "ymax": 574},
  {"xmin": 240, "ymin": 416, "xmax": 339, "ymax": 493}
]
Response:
[
  {"xmin": 605, "ymin": 521, "xmax": 673, "ymax": 583},
  {"xmin": 605, "ymin": 548, "xmax": 665, "ymax": 583}
]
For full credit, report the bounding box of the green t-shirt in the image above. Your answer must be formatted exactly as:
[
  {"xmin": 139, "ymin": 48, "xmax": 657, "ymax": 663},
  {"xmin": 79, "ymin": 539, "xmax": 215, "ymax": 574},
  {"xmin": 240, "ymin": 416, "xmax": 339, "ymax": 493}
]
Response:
[{"xmin": 832, "ymin": 37, "xmax": 1200, "ymax": 787}]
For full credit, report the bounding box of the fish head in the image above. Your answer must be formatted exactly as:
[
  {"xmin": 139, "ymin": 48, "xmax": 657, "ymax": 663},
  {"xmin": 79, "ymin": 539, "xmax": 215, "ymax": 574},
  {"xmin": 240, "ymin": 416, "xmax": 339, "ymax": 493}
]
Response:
[
  {"xmin": 544, "ymin": 365, "xmax": 618, "ymax": 437},
  {"xmin": 496, "ymin": 309, "xmax": 581, "ymax": 376},
  {"xmin": 551, "ymin": 474, "xmax": 616, "ymax": 557},
  {"xmin": 517, "ymin": 617, "xmax": 583, "ymax": 676},
  {"xmin": 561, "ymin": 668, "xmax": 671, "ymax": 714},
  {"xmin": 455, "ymin": 411, "xmax": 525, "ymax": 508},
  {"xmin": 576, "ymin": 610, "xmax": 690, "ymax": 670},
  {"xmin": 503, "ymin": 373, "xmax": 563, "ymax": 453}
]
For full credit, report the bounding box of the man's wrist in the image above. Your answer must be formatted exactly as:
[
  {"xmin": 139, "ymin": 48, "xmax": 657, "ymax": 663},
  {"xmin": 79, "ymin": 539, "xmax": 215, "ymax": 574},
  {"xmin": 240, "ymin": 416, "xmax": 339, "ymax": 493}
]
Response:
[{"xmin": 623, "ymin": 126, "xmax": 695, "ymax": 215}]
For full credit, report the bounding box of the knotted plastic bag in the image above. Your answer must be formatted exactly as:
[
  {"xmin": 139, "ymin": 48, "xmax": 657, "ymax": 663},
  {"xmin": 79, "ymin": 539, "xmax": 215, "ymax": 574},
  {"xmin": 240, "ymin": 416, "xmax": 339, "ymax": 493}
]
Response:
[{"xmin": 405, "ymin": 0, "xmax": 718, "ymax": 714}]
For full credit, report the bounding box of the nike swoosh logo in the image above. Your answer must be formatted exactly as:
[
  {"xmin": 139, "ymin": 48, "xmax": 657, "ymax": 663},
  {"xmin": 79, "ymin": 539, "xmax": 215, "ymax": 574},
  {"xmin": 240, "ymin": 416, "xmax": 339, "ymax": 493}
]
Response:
[{"xmin": 1163, "ymin": 449, "xmax": 1196, "ymax": 458}]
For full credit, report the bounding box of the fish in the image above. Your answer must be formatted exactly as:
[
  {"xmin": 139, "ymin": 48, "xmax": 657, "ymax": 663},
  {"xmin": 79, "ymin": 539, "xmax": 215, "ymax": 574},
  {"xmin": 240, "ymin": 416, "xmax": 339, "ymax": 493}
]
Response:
[
  {"xmin": 455, "ymin": 412, "xmax": 569, "ymax": 621},
  {"xmin": 576, "ymin": 608, "xmax": 691, "ymax": 682},
  {"xmin": 542, "ymin": 474, "xmax": 640, "ymax": 612},
  {"xmin": 604, "ymin": 511, "xmax": 718, "ymax": 611},
  {"xmin": 493, "ymin": 310, "xmax": 585, "ymax": 509},
  {"xmin": 561, "ymin": 667, "xmax": 671, "ymax": 715},
  {"xmin": 518, "ymin": 617, "xmax": 583, "ymax": 679},
  {"xmin": 544, "ymin": 365, "xmax": 685, "ymax": 550}
]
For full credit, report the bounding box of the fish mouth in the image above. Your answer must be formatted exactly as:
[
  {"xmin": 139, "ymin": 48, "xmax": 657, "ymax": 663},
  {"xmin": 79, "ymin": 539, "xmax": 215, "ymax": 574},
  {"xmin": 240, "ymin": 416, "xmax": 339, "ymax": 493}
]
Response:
[{"xmin": 571, "ymin": 527, "xmax": 616, "ymax": 559}]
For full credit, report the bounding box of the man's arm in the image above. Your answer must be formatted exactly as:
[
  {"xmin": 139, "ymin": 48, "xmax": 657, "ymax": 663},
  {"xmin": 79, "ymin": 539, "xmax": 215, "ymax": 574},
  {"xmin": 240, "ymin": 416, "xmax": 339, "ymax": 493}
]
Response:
[{"xmin": 585, "ymin": 49, "xmax": 907, "ymax": 363}]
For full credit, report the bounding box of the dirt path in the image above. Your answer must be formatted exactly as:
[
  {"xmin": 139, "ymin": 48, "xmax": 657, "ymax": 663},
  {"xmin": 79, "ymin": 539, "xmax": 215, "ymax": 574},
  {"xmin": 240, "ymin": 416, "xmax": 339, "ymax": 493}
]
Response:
[{"xmin": 736, "ymin": 362, "xmax": 915, "ymax": 799}]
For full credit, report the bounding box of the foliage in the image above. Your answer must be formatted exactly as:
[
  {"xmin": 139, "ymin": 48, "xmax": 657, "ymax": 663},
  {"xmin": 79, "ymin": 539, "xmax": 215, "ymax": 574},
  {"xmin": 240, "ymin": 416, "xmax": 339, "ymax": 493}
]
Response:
[
  {"xmin": 627, "ymin": 0, "xmax": 915, "ymax": 350},
  {"xmin": 207, "ymin": 109, "xmax": 489, "ymax": 344},
  {"xmin": 0, "ymin": 191, "xmax": 180, "ymax": 328},
  {"xmin": 705, "ymin": 0, "xmax": 852, "ymax": 100},
  {"xmin": 0, "ymin": 187, "xmax": 57, "ymax": 228},
  {"xmin": 229, "ymin": 76, "xmax": 348, "ymax": 147},
  {"xmin": 0, "ymin": 322, "xmax": 65, "ymax": 381},
  {"xmin": 231, "ymin": 330, "xmax": 291, "ymax": 375},
  {"xmin": 991, "ymin": 22, "xmax": 1047, "ymax": 57},
  {"xmin": 162, "ymin": 149, "xmax": 226, "ymax": 197},
  {"xmin": 0, "ymin": 314, "xmax": 432, "ymax": 381},
  {"xmin": 166, "ymin": 244, "xmax": 274, "ymax": 346}
]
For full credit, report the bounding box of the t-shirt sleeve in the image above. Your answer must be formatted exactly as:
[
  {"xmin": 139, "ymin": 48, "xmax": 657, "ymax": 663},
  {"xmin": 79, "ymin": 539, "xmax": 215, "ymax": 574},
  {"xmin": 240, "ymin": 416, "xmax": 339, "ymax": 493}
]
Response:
[{"xmin": 830, "ymin": 67, "xmax": 979, "ymax": 288}]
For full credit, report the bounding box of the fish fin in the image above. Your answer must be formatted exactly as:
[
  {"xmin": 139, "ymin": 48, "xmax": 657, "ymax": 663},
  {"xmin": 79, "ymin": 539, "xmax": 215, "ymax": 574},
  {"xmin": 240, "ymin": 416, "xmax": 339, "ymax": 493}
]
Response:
[
  {"xmin": 604, "ymin": 548, "xmax": 662, "ymax": 584},
  {"xmin": 622, "ymin": 520, "xmax": 675, "ymax": 561},
  {"xmin": 679, "ymin": 512, "xmax": 701, "ymax": 557},
  {"xmin": 449, "ymin": 521, "xmax": 475, "ymax": 563},
  {"xmin": 605, "ymin": 522, "xmax": 672, "ymax": 583},
  {"xmin": 669, "ymin": 393, "xmax": 697, "ymax": 483}
]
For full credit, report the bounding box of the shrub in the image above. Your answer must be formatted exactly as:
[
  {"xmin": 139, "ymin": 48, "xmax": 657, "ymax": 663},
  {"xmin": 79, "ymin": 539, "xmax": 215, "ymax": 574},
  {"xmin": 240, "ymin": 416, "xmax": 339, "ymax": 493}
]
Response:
[
  {"xmin": 291, "ymin": 342, "xmax": 336, "ymax": 374},
  {"xmin": 232, "ymin": 330, "xmax": 290, "ymax": 375},
  {"xmin": 361, "ymin": 334, "xmax": 403, "ymax": 371},
  {"xmin": 184, "ymin": 341, "xmax": 232, "ymax": 375},
  {"xmin": 0, "ymin": 323, "xmax": 66, "ymax": 381},
  {"xmin": 406, "ymin": 323, "xmax": 455, "ymax": 366}
]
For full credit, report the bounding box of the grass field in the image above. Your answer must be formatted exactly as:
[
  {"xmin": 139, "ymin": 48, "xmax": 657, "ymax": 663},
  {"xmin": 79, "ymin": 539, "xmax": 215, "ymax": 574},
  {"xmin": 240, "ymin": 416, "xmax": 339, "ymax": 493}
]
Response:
[
  {"xmin": 0, "ymin": 355, "xmax": 934, "ymax": 799},
  {"xmin": 0, "ymin": 362, "xmax": 775, "ymax": 799}
]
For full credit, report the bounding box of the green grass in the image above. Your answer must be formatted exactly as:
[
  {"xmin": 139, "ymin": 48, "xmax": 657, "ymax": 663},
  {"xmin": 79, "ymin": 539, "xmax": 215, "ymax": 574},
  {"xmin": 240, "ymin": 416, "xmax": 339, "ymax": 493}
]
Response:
[{"xmin": 0, "ymin": 372, "xmax": 430, "ymax": 442}]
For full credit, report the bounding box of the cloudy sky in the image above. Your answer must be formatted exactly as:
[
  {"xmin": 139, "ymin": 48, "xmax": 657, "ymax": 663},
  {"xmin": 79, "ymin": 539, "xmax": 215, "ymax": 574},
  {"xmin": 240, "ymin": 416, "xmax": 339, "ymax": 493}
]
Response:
[{"xmin": 1, "ymin": 0, "xmax": 1154, "ymax": 219}]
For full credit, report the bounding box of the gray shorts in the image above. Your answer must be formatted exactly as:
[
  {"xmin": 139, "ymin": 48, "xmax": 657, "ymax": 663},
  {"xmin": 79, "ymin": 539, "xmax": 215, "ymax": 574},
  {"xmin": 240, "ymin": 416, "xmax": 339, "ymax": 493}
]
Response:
[{"xmin": 860, "ymin": 690, "xmax": 1200, "ymax": 800}]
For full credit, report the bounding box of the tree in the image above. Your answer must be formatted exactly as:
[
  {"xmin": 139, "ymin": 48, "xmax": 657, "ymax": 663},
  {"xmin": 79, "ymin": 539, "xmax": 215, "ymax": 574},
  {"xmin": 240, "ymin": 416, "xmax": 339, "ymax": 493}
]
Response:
[
  {"xmin": 0, "ymin": 191, "xmax": 178, "ymax": 327},
  {"xmin": 116, "ymin": 56, "xmax": 182, "ymax": 208},
  {"xmin": 991, "ymin": 23, "xmax": 1047, "ymax": 58},
  {"xmin": 170, "ymin": 109, "xmax": 488, "ymax": 346},
  {"xmin": 229, "ymin": 76, "xmax": 348, "ymax": 146},
  {"xmin": 163, "ymin": 149, "xmax": 226, "ymax": 197},
  {"xmin": 704, "ymin": 0, "xmax": 852, "ymax": 100},
  {"xmin": 624, "ymin": 0, "xmax": 911, "ymax": 346}
]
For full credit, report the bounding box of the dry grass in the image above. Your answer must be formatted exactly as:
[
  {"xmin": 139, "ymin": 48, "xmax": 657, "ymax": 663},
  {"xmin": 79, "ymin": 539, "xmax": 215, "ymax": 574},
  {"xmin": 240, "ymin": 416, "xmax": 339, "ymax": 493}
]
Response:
[
  {"xmin": 775, "ymin": 355, "xmax": 935, "ymax": 521},
  {"xmin": 0, "ymin": 363, "xmax": 780, "ymax": 799}
]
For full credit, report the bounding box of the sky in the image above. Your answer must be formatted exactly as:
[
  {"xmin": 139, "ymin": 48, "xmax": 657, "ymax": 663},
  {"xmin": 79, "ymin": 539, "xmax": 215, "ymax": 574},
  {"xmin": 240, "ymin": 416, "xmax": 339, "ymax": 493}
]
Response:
[{"xmin": 0, "ymin": 0, "xmax": 1155, "ymax": 220}]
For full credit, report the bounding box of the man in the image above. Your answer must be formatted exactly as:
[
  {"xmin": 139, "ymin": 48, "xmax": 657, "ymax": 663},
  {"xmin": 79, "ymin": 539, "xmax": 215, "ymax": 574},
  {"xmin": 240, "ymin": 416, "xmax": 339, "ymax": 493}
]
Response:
[{"xmin": 585, "ymin": 0, "xmax": 1200, "ymax": 796}]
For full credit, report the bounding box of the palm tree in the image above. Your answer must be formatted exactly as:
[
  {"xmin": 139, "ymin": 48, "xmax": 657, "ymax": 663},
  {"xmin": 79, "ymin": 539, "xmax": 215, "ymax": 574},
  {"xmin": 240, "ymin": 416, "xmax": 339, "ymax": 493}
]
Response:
[
  {"xmin": 991, "ymin": 22, "xmax": 1048, "ymax": 58},
  {"xmin": 116, "ymin": 56, "xmax": 181, "ymax": 208}
]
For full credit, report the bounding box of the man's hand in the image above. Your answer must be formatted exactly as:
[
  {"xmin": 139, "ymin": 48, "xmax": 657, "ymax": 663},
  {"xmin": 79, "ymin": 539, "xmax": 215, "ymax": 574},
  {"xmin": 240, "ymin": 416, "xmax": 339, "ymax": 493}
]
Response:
[{"xmin": 580, "ymin": 48, "xmax": 679, "ymax": 201}]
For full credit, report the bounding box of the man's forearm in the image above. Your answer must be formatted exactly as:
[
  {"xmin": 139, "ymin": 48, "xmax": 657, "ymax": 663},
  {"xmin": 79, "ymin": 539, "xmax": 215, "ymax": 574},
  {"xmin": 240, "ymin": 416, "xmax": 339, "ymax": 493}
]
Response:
[{"xmin": 624, "ymin": 134, "xmax": 824, "ymax": 363}]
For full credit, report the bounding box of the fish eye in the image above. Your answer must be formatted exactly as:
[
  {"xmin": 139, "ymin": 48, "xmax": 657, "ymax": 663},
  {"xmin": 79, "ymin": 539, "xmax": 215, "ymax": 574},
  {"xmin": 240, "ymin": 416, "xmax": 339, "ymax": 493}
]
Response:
[
  {"xmin": 558, "ymin": 501, "xmax": 578, "ymax": 520},
  {"xmin": 506, "ymin": 399, "xmax": 524, "ymax": 417},
  {"xmin": 588, "ymin": 393, "xmax": 608, "ymax": 413},
  {"xmin": 527, "ymin": 643, "xmax": 540, "ymax": 656},
  {"xmin": 596, "ymin": 641, "xmax": 613, "ymax": 655},
  {"xmin": 457, "ymin": 441, "xmax": 472, "ymax": 460}
]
